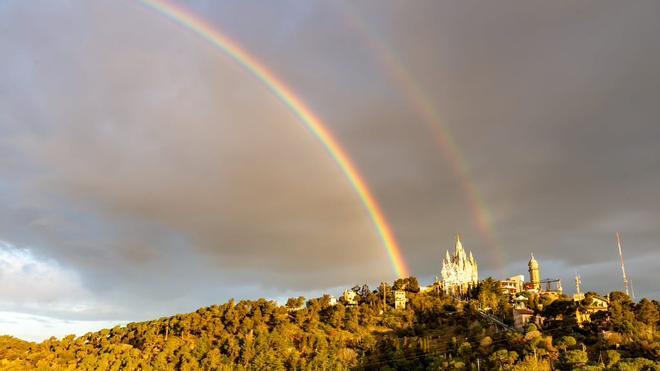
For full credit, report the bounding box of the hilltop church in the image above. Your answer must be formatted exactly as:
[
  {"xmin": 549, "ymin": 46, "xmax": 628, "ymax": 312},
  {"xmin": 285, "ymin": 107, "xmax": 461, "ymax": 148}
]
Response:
[{"xmin": 440, "ymin": 235, "xmax": 479, "ymax": 296}]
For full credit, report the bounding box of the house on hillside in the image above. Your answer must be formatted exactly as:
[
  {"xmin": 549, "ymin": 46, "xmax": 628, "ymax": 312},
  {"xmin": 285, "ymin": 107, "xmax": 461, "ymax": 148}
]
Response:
[
  {"xmin": 342, "ymin": 290, "xmax": 358, "ymax": 306},
  {"xmin": 394, "ymin": 290, "xmax": 407, "ymax": 310},
  {"xmin": 576, "ymin": 295, "xmax": 609, "ymax": 327},
  {"xmin": 513, "ymin": 307, "xmax": 535, "ymax": 329},
  {"xmin": 500, "ymin": 275, "xmax": 525, "ymax": 295}
]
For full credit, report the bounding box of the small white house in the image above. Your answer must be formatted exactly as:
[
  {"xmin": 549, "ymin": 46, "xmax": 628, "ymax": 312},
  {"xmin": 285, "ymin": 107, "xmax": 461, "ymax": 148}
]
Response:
[
  {"xmin": 394, "ymin": 290, "xmax": 407, "ymax": 310},
  {"xmin": 342, "ymin": 290, "xmax": 358, "ymax": 305}
]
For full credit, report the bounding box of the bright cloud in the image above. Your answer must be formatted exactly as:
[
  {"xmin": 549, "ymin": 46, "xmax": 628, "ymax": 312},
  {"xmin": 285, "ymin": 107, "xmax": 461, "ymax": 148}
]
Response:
[
  {"xmin": 0, "ymin": 241, "xmax": 86, "ymax": 305},
  {"xmin": 0, "ymin": 311, "xmax": 126, "ymax": 343},
  {"xmin": 0, "ymin": 241, "xmax": 125, "ymax": 341}
]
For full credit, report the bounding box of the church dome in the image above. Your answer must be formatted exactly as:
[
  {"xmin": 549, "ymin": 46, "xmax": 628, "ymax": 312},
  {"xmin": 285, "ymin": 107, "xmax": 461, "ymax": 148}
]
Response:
[{"xmin": 528, "ymin": 253, "xmax": 539, "ymax": 268}]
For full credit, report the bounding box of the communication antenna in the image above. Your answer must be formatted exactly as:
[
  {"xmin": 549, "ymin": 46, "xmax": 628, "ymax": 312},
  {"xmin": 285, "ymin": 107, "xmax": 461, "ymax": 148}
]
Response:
[
  {"xmin": 573, "ymin": 272, "xmax": 585, "ymax": 301},
  {"xmin": 616, "ymin": 232, "xmax": 630, "ymax": 296}
]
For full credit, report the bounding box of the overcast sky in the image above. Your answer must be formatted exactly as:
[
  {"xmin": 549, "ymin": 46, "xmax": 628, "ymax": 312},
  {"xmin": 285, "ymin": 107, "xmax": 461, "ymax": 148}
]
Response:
[{"xmin": 1, "ymin": 0, "xmax": 659, "ymax": 341}]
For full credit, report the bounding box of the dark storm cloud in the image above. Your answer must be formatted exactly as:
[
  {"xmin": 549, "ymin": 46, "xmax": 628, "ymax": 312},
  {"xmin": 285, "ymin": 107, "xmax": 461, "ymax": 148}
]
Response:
[
  {"xmin": 0, "ymin": 0, "xmax": 658, "ymax": 329},
  {"xmin": 0, "ymin": 0, "xmax": 389, "ymax": 320},
  {"xmin": 316, "ymin": 0, "xmax": 660, "ymax": 295}
]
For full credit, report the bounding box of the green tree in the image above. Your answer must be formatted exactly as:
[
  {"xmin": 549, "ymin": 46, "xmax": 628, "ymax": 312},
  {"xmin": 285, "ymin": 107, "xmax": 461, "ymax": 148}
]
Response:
[
  {"xmin": 474, "ymin": 277, "xmax": 505, "ymax": 312},
  {"xmin": 511, "ymin": 355, "xmax": 551, "ymax": 371},
  {"xmin": 635, "ymin": 298, "xmax": 658, "ymax": 327},
  {"xmin": 488, "ymin": 349, "xmax": 518, "ymax": 369},
  {"xmin": 393, "ymin": 277, "xmax": 420, "ymax": 293},
  {"xmin": 561, "ymin": 349, "xmax": 588, "ymax": 368},
  {"xmin": 554, "ymin": 335, "xmax": 577, "ymax": 351},
  {"xmin": 286, "ymin": 296, "xmax": 305, "ymax": 310},
  {"xmin": 1, "ymin": 285, "xmax": 658, "ymax": 370},
  {"xmin": 604, "ymin": 349, "xmax": 621, "ymax": 368}
]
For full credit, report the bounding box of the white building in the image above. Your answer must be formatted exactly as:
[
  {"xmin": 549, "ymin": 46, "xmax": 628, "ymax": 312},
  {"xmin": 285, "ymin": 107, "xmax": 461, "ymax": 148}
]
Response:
[
  {"xmin": 394, "ymin": 290, "xmax": 407, "ymax": 310},
  {"xmin": 501, "ymin": 275, "xmax": 525, "ymax": 295},
  {"xmin": 513, "ymin": 307, "xmax": 535, "ymax": 329},
  {"xmin": 419, "ymin": 285, "xmax": 436, "ymax": 294},
  {"xmin": 441, "ymin": 235, "xmax": 478, "ymax": 296},
  {"xmin": 342, "ymin": 290, "xmax": 358, "ymax": 306}
]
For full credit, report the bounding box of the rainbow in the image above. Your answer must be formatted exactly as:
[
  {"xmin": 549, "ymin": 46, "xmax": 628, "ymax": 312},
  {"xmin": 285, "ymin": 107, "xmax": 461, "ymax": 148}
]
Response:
[
  {"xmin": 138, "ymin": 0, "xmax": 410, "ymax": 278},
  {"xmin": 338, "ymin": 5, "xmax": 505, "ymax": 271}
]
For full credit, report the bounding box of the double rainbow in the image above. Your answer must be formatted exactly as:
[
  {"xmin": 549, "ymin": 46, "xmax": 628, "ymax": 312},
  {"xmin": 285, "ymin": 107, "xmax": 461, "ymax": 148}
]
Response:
[{"xmin": 138, "ymin": 0, "xmax": 409, "ymax": 278}]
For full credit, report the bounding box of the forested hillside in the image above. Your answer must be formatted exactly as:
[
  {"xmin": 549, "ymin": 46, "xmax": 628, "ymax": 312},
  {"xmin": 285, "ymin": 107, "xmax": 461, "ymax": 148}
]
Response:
[{"xmin": 0, "ymin": 277, "xmax": 658, "ymax": 370}]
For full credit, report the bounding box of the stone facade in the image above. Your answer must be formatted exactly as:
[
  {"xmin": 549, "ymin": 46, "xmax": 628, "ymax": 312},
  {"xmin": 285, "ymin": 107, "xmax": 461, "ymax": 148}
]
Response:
[{"xmin": 441, "ymin": 235, "xmax": 478, "ymax": 296}]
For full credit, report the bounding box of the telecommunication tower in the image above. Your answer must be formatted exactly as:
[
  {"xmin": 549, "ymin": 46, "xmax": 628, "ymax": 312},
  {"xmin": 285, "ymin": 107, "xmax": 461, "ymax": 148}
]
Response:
[{"xmin": 616, "ymin": 232, "xmax": 630, "ymax": 297}]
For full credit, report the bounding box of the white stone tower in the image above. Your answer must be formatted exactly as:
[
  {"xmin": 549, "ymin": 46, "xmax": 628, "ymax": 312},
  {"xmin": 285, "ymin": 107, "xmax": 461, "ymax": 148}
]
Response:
[{"xmin": 528, "ymin": 253, "xmax": 540, "ymax": 290}]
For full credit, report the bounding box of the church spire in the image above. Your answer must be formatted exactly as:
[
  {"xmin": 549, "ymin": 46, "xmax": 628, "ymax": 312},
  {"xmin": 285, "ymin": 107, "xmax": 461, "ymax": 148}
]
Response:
[{"xmin": 455, "ymin": 234, "xmax": 463, "ymax": 254}]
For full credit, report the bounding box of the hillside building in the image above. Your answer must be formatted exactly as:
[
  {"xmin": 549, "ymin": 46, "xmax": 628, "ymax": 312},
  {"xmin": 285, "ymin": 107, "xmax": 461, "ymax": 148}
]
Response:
[
  {"xmin": 394, "ymin": 290, "xmax": 407, "ymax": 310},
  {"xmin": 500, "ymin": 275, "xmax": 525, "ymax": 295},
  {"xmin": 342, "ymin": 290, "xmax": 357, "ymax": 306},
  {"xmin": 419, "ymin": 285, "xmax": 435, "ymax": 294},
  {"xmin": 576, "ymin": 295, "xmax": 609, "ymax": 327},
  {"xmin": 513, "ymin": 307, "xmax": 535, "ymax": 329},
  {"xmin": 441, "ymin": 235, "xmax": 478, "ymax": 296}
]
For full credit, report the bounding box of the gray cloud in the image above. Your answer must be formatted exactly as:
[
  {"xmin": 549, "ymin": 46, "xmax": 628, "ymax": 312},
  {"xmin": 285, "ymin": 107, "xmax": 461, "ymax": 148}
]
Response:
[{"xmin": 0, "ymin": 0, "xmax": 658, "ymax": 334}]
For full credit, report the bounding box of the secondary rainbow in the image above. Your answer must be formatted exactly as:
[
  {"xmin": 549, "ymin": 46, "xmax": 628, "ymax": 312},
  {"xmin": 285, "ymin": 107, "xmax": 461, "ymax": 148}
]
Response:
[
  {"xmin": 138, "ymin": 0, "xmax": 409, "ymax": 277},
  {"xmin": 338, "ymin": 5, "xmax": 505, "ymax": 272}
]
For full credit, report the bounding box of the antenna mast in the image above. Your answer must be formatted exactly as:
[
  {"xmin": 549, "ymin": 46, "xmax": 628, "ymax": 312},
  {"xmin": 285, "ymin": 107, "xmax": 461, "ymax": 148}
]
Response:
[
  {"xmin": 629, "ymin": 279, "xmax": 636, "ymax": 301},
  {"xmin": 573, "ymin": 272, "xmax": 585, "ymax": 301},
  {"xmin": 616, "ymin": 232, "xmax": 630, "ymax": 296}
]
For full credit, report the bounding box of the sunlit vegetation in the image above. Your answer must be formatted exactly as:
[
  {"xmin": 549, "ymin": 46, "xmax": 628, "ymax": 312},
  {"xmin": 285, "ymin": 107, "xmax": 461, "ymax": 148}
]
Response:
[{"xmin": 0, "ymin": 277, "xmax": 657, "ymax": 370}]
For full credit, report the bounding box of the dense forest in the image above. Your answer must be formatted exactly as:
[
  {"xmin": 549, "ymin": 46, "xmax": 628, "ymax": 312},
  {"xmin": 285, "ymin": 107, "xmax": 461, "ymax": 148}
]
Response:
[{"xmin": 0, "ymin": 277, "xmax": 658, "ymax": 370}]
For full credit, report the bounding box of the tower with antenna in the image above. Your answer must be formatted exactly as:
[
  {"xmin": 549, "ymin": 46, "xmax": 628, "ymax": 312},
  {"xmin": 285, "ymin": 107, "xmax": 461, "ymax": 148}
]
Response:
[
  {"xmin": 629, "ymin": 279, "xmax": 636, "ymax": 300},
  {"xmin": 573, "ymin": 273, "xmax": 584, "ymax": 302},
  {"xmin": 616, "ymin": 232, "xmax": 631, "ymax": 297}
]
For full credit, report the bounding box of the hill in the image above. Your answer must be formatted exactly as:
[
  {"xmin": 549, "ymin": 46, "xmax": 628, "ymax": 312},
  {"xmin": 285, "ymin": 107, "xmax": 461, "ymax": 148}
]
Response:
[{"xmin": 0, "ymin": 278, "xmax": 658, "ymax": 370}]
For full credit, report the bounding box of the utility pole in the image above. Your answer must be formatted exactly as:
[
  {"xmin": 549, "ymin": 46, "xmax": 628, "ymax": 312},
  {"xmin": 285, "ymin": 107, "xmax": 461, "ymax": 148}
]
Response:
[{"xmin": 616, "ymin": 232, "xmax": 630, "ymax": 296}]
